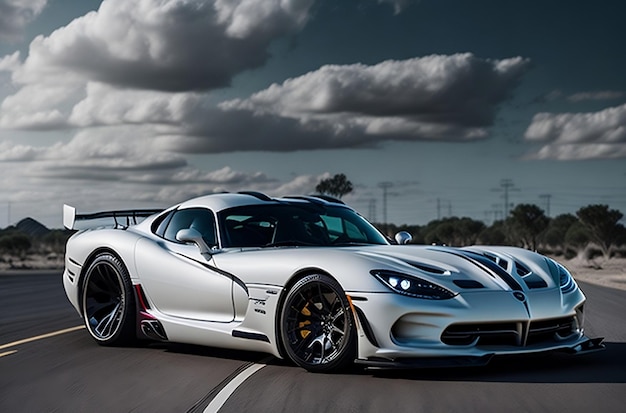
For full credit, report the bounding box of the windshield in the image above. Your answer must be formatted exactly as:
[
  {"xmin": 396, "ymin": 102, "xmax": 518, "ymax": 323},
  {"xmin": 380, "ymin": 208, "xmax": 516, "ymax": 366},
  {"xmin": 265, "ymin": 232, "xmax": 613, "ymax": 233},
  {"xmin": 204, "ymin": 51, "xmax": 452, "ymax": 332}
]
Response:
[{"xmin": 218, "ymin": 203, "xmax": 389, "ymax": 248}]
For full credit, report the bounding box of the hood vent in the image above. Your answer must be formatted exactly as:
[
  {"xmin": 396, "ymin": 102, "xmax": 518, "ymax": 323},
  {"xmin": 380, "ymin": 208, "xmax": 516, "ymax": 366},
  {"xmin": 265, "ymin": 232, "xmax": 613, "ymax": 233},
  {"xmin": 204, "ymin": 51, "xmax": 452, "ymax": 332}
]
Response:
[
  {"xmin": 481, "ymin": 253, "xmax": 547, "ymax": 290},
  {"xmin": 408, "ymin": 262, "xmax": 450, "ymax": 275},
  {"xmin": 453, "ymin": 279, "xmax": 485, "ymax": 289},
  {"xmin": 514, "ymin": 261, "xmax": 531, "ymax": 276}
]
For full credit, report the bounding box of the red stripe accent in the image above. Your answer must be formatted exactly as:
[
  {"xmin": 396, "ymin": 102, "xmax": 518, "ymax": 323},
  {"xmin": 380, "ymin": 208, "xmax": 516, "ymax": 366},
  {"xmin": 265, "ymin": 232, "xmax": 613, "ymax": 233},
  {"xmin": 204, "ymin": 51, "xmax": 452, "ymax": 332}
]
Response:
[{"xmin": 134, "ymin": 284, "xmax": 150, "ymax": 311}]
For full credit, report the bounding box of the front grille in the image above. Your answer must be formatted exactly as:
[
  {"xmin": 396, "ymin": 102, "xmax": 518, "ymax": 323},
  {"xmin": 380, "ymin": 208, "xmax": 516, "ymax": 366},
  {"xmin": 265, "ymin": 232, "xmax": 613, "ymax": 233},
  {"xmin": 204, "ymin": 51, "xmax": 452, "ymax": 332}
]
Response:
[
  {"xmin": 441, "ymin": 316, "xmax": 578, "ymax": 347},
  {"xmin": 527, "ymin": 317, "xmax": 577, "ymax": 345}
]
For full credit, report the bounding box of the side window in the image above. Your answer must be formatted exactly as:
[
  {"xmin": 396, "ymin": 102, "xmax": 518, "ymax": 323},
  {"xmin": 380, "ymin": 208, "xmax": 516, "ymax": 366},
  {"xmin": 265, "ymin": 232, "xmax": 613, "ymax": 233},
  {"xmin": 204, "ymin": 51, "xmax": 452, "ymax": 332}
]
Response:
[
  {"xmin": 163, "ymin": 208, "xmax": 217, "ymax": 246},
  {"xmin": 153, "ymin": 210, "xmax": 175, "ymax": 237},
  {"xmin": 223, "ymin": 214, "xmax": 276, "ymax": 247}
]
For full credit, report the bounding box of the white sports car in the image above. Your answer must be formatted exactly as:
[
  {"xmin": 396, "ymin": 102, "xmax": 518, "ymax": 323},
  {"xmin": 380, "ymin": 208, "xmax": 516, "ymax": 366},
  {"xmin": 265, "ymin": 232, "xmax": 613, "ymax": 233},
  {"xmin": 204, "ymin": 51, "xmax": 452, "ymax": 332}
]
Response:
[{"xmin": 62, "ymin": 192, "xmax": 603, "ymax": 372}]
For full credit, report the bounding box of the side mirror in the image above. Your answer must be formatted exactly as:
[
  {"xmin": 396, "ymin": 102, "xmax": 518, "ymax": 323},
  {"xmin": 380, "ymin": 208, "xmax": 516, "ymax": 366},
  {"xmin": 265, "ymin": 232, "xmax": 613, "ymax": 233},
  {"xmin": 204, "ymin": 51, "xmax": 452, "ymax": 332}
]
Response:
[
  {"xmin": 176, "ymin": 228, "xmax": 212, "ymax": 256},
  {"xmin": 394, "ymin": 231, "xmax": 412, "ymax": 245}
]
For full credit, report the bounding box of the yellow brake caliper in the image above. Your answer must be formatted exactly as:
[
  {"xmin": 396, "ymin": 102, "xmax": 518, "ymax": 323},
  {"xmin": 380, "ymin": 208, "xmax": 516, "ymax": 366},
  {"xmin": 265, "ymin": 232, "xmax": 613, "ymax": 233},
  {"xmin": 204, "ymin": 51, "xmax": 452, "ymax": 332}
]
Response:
[{"xmin": 299, "ymin": 303, "xmax": 312, "ymax": 339}]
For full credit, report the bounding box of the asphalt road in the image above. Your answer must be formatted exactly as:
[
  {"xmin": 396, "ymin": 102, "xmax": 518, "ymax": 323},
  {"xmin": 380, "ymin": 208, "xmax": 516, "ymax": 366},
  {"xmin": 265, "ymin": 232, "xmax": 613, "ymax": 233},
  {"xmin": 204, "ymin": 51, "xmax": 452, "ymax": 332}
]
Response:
[{"xmin": 1, "ymin": 271, "xmax": 625, "ymax": 413}]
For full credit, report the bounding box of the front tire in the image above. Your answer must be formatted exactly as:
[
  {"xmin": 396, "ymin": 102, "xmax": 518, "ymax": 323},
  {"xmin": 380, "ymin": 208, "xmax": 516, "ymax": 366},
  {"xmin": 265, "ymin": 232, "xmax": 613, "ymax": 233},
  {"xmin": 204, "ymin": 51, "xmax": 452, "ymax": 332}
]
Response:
[
  {"xmin": 280, "ymin": 274, "xmax": 356, "ymax": 372},
  {"xmin": 81, "ymin": 253, "xmax": 136, "ymax": 346}
]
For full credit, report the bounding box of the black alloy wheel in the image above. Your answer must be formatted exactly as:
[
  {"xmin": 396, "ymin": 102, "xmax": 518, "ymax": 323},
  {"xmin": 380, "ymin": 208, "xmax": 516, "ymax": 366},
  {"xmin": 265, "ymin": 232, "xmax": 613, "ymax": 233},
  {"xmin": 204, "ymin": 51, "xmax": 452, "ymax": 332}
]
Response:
[
  {"xmin": 280, "ymin": 274, "xmax": 356, "ymax": 372},
  {"xmin": 81, "ymin": 253, "xmax": 136, "ymax": 345}
]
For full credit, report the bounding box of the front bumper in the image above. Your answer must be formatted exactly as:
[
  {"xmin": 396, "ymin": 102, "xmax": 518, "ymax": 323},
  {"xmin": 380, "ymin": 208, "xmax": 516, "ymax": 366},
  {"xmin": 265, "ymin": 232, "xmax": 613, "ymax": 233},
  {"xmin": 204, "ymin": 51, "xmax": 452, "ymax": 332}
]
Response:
[
  {"xmin": 354, "ymin": 336, "xmax": 605, "ymax": 369},
  {"xmin": 349, "ymin": 287, "xmax": 601, "ymax": 366}
]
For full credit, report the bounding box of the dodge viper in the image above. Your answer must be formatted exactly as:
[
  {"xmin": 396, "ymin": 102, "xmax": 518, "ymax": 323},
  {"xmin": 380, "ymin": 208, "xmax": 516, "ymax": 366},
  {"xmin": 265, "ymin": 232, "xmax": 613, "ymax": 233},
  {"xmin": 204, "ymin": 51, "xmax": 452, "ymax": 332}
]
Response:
[{"xmin": 62, "ymin": 192, "xmax": 603, "ymax": 372}]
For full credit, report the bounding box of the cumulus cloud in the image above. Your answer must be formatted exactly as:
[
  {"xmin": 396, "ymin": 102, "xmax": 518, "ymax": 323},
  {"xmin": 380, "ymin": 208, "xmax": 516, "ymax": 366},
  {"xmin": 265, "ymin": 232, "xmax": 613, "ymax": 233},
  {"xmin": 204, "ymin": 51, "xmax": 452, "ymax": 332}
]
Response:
[
  {"xmin": 68, "ymin": 82, "xmax": 198, "ymax": 127},
  {"xmin": 524, "ymin": 103, "xmax": 626, "ymax": 160},
  {"xmin": 176, "ymin": 53, "xmax": 529, "ymax": 151},
  {"xmin": 0, "ymin": 133, "xmax": 328, "ymax": 218},
  {"xmin": 0, "ymin": 140, "xmax": 43, "ymax": 161},
  {"xmin": 1, "ymin": 0, "xmax": 317, "ymax": 131},
  {"xmin": 12, "ymin": 0, "xmax": 315, "ymax": 92},
  {"xmin": 226, "ymin": 54, "xmax": 529, "ymax": 123},
  {"xmin": 0, "ymin": 0, "xmax": 47, "ymax": 43},
  {"xmin": 0, "ymin": 51, "xmax": 21, "ymax": 71},
  {"xmin": 0, "ymin": 82, "xmax": 80, "ymax": 129},
  {"xmin": 6, "ymin": 53, "xmax": 529, "ymax": 151}
]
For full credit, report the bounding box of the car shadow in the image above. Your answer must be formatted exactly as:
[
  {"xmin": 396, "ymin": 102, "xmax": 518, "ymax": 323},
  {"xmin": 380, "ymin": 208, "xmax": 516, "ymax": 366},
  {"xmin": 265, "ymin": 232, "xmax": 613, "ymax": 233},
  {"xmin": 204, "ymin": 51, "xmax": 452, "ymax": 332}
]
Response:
[
  {"xmin": 148, "ymin": 341, "xmax": 276, "ymax": 365},
  {"xmin": 147, "ymin": 339, "xmax": 625, "ymax": 384},
  {"xmin": 367, "ymin": 341, "xmax": 626, "ymax": 384}
]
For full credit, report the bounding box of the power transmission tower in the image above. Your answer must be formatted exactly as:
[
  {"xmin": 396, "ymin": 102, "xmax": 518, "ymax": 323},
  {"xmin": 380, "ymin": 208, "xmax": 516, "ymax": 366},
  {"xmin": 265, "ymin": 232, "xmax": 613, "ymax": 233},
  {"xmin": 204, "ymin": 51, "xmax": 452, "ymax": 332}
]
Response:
[
  {"xmin": 437, "ymin": 198, "xmax": 452, "ymax": 219},
  {"xmin": 437, "ymin": 198, "xmax": 441, "ymax": 220},
  {"xmin": 493, "ymin": 179, "xmax": 519, "ymax": 218},
  {"xmin": 368, "ymin": 199, "xmax": 377, "ymax": 223},
  {"xmin": 378, "ymin": 182, "xmax": 393, "ymax": 230},
  {"xmin": 539, "ymin": 194, "xmax": 551, "ymax": 217}
]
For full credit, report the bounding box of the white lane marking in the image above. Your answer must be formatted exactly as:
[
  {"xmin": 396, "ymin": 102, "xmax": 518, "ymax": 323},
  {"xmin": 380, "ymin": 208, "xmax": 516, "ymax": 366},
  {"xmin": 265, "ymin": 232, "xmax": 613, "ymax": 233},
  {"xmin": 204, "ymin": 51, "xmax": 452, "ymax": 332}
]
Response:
[
  {"xmin": 0, "ymin": 325, "xmax": 85, "ymax": 351},
  {"xmin": 0, "ymin": 350, "xmax": 18, "ymax": 358},
  {"xmin": 203, "ymin": 362, "xmax": 267, "ymax": 413}
]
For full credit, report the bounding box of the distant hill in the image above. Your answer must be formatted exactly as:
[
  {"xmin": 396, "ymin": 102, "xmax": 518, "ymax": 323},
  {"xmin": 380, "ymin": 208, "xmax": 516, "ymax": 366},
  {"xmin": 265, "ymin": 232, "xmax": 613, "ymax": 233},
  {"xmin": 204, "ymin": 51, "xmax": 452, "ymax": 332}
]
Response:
[{"xmin": 15, "ymin": 218, "xmax": 51, "ymax": 238}]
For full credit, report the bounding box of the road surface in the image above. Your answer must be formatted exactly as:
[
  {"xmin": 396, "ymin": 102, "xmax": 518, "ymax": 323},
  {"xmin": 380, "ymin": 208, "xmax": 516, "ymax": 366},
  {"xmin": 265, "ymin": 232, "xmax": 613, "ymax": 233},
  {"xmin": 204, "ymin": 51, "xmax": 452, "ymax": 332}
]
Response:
[{"xmin": 1, "ymin": 271, "xmax": 624, "ymax": 412}]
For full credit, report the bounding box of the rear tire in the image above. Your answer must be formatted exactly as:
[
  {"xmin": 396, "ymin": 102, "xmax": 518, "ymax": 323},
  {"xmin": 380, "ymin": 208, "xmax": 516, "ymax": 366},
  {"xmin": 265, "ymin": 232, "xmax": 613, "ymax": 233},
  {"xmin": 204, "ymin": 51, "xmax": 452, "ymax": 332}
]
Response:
[
  {"xmin": 81, "ymin": 253, "xmax": 136, "ymax": 346},
  {"xmin": 280, "ymin": 274, "xmax": 356, "ymax": 372}
]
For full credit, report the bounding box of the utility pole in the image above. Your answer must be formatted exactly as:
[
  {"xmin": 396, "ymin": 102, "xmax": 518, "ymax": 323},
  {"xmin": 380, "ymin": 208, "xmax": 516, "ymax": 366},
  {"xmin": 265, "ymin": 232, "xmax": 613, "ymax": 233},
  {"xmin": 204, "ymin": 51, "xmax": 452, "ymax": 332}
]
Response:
[
  {"xmin": 437, "ymin": 198, "xmax": 441, "ymax": 220},
  {"xmin": 539, "ymin": 194, "xmax": 551, "ymax": 217},
  {"xmin": 378, "ymin": 182, "xmax": 392, "ymax": 231},
  {"xmin": 493, "ymin": 179, "xmax": 519, "ymax": 218}
]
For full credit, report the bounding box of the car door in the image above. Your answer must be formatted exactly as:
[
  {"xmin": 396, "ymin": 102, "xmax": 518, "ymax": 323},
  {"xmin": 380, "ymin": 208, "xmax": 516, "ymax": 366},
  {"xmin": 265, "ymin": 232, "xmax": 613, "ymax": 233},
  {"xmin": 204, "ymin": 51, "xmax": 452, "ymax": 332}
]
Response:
[{"xmin": 135, "ymin": 207, "xmax": 234, "ymax": 322}]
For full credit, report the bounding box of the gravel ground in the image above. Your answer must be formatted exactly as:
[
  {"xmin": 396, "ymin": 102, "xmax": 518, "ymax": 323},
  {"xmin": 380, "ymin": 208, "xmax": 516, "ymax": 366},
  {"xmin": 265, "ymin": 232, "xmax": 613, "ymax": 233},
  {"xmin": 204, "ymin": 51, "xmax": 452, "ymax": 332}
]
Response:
[{"xmin": 556, "ymin": 256, "xmax": 626, "ymax": 292}]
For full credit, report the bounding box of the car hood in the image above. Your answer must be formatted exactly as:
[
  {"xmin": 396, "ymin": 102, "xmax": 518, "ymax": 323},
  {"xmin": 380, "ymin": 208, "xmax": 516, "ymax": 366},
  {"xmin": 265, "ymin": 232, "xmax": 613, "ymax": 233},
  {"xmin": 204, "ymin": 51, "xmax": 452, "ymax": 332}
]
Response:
[
  {"xmin": 349, "ymin": 244, "xmax": 560, "ymax": 293},
  {"xmin": 213, "ymin": 244, "xmax": 560, "ymax": 294}
]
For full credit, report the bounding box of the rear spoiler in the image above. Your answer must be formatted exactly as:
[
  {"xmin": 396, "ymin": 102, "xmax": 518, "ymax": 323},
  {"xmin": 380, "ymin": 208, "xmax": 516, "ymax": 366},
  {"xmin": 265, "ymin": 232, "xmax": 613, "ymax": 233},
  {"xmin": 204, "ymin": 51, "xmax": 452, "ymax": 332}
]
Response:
[{"xmin": 63, "ymin": 204, "xmax": 164, "ymax": 230}]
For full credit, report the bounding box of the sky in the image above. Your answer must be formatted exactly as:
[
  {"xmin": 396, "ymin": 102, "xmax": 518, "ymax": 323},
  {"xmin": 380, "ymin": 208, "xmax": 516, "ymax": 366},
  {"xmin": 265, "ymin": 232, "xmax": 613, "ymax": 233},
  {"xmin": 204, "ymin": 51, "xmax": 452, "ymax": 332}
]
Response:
[{"xmin": 0, "ymin": 0, "xmax": 625, "ymax": 229}]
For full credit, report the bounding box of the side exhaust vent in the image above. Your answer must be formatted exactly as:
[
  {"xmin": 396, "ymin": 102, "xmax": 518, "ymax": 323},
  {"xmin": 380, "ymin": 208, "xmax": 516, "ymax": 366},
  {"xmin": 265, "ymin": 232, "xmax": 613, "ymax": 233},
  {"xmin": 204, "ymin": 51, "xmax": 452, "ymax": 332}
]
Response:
[{"xmin": 140, "ymin": 320, "xmax": 168, "ymax": 341}]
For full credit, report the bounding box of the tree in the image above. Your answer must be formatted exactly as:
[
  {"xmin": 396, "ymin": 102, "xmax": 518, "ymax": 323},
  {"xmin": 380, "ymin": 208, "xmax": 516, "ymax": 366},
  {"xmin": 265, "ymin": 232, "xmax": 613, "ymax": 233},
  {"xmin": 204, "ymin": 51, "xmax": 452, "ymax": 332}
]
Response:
[
  {"xmin": 478, "ymin": 223, "xmax": 507, "ymax": 245},
  {"xmin": 564, "ymin": 221, "xmax": 591, "ymax": 260},
  {"xmin": 315, "ymin": 173, "xmax": 354, "ymax": 199},
  {"xmin": 543, "ymin": 213, "xmax": 578, "ymax": 254},
  {"xmin": 507, "ymin": 204, "xmax": 549, "ymax": 251},
  {"xmin": 0, "ymin": 233, "xmax": 32, "ymax": 257},
  {"xmin": 422, "ymin": 217, "xmax": 485, "ymax": 246},
  {"xmin": 576, "ymin": 204, "xmax": 625, "ymax": 260}
]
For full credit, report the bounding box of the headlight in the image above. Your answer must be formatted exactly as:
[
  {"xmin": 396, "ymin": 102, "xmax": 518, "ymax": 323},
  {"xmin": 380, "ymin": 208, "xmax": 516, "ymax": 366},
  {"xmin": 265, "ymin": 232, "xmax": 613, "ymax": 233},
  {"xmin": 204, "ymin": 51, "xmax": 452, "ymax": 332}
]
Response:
[{"xmin": 370, "ymin": 270, "xmax": 456, "ymax": 300}]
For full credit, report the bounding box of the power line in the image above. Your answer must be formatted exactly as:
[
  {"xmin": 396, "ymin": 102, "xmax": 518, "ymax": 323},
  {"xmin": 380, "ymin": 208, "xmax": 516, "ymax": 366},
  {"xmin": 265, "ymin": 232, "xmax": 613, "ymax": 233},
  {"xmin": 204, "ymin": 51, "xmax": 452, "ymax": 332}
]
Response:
[
  {"xmin": 539, "ymin": 194, "xmax": 552, "ymax": 217},
  {"xmin": 492, "ymin": 179, "xmax": 520, "ymax": 218}
]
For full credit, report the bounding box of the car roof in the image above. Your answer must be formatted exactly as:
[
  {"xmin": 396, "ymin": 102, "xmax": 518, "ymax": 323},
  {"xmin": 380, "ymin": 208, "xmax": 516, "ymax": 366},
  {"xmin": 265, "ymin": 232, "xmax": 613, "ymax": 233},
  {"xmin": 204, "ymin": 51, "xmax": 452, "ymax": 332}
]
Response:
[{"xmin": 176, "ymin": 192, "xmax": 348, "ymax": 213}]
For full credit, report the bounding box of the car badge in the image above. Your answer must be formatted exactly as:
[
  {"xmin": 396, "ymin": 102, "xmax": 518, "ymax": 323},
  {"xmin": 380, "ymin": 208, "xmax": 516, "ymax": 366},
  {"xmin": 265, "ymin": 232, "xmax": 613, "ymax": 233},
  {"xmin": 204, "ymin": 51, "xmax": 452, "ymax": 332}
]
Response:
[{"xmin": 513, "ymin": 292, "xmax": 526, "ymax": 302}]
